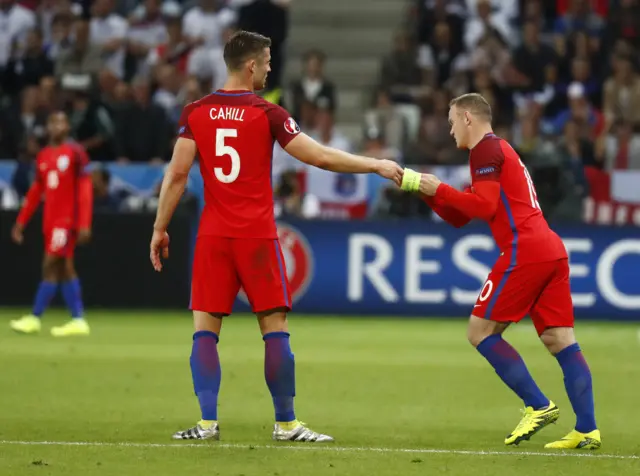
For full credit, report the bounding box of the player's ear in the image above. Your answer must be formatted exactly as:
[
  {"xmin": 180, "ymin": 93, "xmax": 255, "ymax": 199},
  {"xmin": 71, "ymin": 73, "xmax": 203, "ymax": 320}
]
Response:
[{"xmin": 464, "ymin": 111, "xmax": 472, "ymax": 126}]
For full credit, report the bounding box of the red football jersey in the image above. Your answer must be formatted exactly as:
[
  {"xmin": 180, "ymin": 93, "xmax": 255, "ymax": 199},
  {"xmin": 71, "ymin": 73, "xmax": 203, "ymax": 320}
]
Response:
[
  {"xmin": 33, "ymin": 142, "xmax": 90, "ymax": 230},
  {"xmin": 178, "ymin": 90, "xmax": 300, "ymax": 239},
  {"xmin": 470, "ymin": 133, "xmax": 567, "ymax": 270}
]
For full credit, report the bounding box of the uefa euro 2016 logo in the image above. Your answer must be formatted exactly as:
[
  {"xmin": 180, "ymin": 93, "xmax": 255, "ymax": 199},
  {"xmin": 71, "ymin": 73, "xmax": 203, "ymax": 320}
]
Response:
[{"xmin": 237, "ymin": 223, "xmax": 313, "ymax": 305}]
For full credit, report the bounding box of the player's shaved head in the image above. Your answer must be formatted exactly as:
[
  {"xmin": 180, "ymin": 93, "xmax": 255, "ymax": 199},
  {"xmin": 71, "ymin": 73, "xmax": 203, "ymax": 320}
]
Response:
[
  {"xmin": 449, "ymin": 93, "xmax": 492, "ymax": 123},
  {"xmin": 224, "ymin": 30, "xmax": 272, "ymax": 72}
]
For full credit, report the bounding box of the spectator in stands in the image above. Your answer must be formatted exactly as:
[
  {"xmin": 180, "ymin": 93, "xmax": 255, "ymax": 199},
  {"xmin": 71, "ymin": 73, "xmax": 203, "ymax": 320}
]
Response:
[
  {"xmin": 11, "ymin": 86, "xmax": 50, "ymax": 151},
  {"xmin": 364, "ymin": 88, "xmax": 408, "ymax": 152},
  {"xmin": 273, "ymin": 169, "xmax": 320, "ymax": 220},
  {"xmin": 464, "ymin": 0, "xmax": 514, "ymax": 51},
  {"xmin": 55, "ymin": 18, "xmax": 104, "ymax": 83},
  {"xmin": 115, "ymin": 76, "xmax": 170, "ymax": 163},
  {"xmin": 603, "ymin": 120, "xmax": 640, "ymax": 170},
  {"xmin": 126, "ymin": 0, "xmax": 168, "ymax": 79},
  {"xmin": 290, "ymin": 49, "xmax": 336, "ymax": 122},
  {"xmin": 152, "ymin": 63, "xmax": 181, "ymax": 124},
  {"xmin": 311, "ymin": 104, "xmax": 350, "ymax": 152},
  {"xmin": 416, "ymin": 0, "xmax": 465, "ymax": 55},
  {"xmin": 548, "ymin": 82, "xmax": 604, "ymax": 141},
  {"xmin": 512, "ymin": 21, "xmax": 557, "ymax": 94},
  {"xmin": 45, "ymin": 12, "xmax": 74, "ymax": 61},
  {"xmin": 183, "ymin": 0, "xmax": 236, "ymax": 50},
  {"xmin": 469, "ymin": 22, "xmax": 511, "ymax": 87},
  {"xmin": 186, "ymin": 26, "xmax": 230, "ymax": 91},
  {"xmin": 554, "ymin": 0, "xmax": 604, "ymax": 58},
  {"xmin": 1, "ymin": 29, "xmax": 54, "ymax": 97},
  {"xmin": 0, "ymin": 0, "xmax": 37, "ymax": 70},
  {"xmin": 68, "ymin": 89, "xmax": 115, "ymax": 162},
  {"xmin": 405, "ymin": 88, "xmax": 463, "ymax": 165},
  {"xmin": 90, "ymin": 0, "xmax": 128, "ymax": 79},
  {"xmin": 603, "ymin": 54, "xmax": 640, "ymax": 129},
  {"xmin": 146, "ymin": 15, "xmax": 191, "ymax": 76},
  {"xmin": 379, "ymin": 30, "xmax": 426, "ymax": 104},
  {"xmin": 92, "ymin": 166, "xmax": 128, "ymax": 211},
  {"xmin": 607, "ymin": 0, "xmax": 640, "ymax": 50},
  {"xmin": 418, "ymin": 22, "xmax": 467, "ymax": 89},
  {"xmin": 235, "ymin": 0, "xmax": 290, "ymax": 92},
  {"xmin": 360, "ymin": 126, "xmax": 402, "ymax": 163}
]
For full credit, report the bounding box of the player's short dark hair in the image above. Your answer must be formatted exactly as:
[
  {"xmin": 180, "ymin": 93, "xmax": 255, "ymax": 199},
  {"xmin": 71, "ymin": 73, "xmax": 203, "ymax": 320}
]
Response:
[
  {"xmin": 449, "ymin": 93, "xmax": 492, "ymax": 123},
  {"xmin": 223, "ymin": 30, "xmax": 271, "ymax": 72}
]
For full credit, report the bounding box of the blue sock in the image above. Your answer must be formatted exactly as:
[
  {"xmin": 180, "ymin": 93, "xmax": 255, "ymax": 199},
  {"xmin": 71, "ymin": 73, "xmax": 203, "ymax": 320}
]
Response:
[
  {"xmin": 555, "ymin": 343, "xmax": 596, "ymax": 433},
  {"xmin": 264, "ymin": 332, "xmax": 296, "ymax": 422},
  {"xmin": 190, "ymin": 331, "xmax": 221, "ymax": 421},
  {"xmin": 477, "ymin": 334, "xmax": 550, "ymax": 410},
  {"xmin": 32, "ymin": 281, "xmax": 58, "ymax": 317},
  {"xmin": 61, "ymin": 278, "xmax": 84, "ymax": 319}
]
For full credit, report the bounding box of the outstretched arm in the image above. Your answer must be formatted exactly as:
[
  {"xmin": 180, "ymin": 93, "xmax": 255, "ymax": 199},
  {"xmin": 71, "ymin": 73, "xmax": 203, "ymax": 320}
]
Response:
[
  {"xmin": 421, "ymin": 187, "xmax": 472, "ymax": 228},
  {"xmin": 284, "ymin": 133, "xmax": 403, "ymax": 184},
  {"xmin": 434, "ymin": 181, "xmax": 500, "ymax": 222}
]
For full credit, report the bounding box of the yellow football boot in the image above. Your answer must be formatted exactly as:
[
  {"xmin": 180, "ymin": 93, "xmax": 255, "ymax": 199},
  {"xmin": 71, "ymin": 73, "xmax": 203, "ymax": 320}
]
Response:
[
  {"xmin": 10, "ymin": 315, "xmax": 41, "ymax": 334},
  {"xmin": 545, "ymin": 429, "xmax": 601, "ymax": 450},
  {"xmin": 51, "ymin": 318, "xmax": 90, "ymax": 337},
  {"xmin": 505, "ymin": 401, "xmax": 559, "ymax": 445}
]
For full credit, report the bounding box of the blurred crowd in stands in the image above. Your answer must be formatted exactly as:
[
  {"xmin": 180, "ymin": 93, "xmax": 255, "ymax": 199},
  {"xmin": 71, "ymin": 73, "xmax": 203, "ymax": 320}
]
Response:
[
  {"xmin": 367, "ymin": 0, "xmax": 640, "ymax": 221},
  {"xmin": 0, "ymin": 0, "xmax": 639, "ymax": 224}
]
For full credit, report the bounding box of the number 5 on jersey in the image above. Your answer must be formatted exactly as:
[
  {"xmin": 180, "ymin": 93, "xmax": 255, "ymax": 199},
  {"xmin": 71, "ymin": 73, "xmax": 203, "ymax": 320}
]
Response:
[{"xmin": 215, "ymin": 128, "xmax": 240, "ymax": 183}]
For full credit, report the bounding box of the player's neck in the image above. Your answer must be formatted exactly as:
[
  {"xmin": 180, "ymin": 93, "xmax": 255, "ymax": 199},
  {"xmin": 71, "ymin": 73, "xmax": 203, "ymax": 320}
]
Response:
[
  {"xmin": 49, "ymin": 139, "xmax": 65, "ymax": 147},
  {"xmin": 221, "ymin": 77, "xmax": 253, "ymax": 93},
  {"xmin": 468, "ymin": 125, "xmax": 494, "ymax": 150}
]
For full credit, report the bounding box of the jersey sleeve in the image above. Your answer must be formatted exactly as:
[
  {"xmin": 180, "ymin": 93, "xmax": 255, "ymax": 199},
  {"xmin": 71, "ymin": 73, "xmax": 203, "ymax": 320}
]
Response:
[
  {"xmin": 72, "ymin": 143, "xmax": 90, "ymax": 176},
  {"xmin": 177, "ymin": 103, "xmax": 196, "ymax": 140},
  {"xmin": 470, "ymin": 138, "xmax": 505, "ymax": 183},
  {"xmin": 265, "ymin": 104, "xmax": 301, "ymax": 148}
]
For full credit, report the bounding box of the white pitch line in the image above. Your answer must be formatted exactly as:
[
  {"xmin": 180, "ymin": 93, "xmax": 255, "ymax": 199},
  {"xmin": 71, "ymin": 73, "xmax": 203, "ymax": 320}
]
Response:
[{"xmin": 0, "ymin": 440, "xmax": 637, "ymax": 461}]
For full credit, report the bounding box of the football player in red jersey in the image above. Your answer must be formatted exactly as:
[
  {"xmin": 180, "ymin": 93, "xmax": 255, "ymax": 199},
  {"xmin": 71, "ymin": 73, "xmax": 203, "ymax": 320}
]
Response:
[
  {"xmin": 10, "ymin": 111, "xmax": 93, "ymax": 337},
  {"xmin": 150, "ymin": 30, "xmax": 402, "ymax": 442},
  {"xmin": 413, "ymin": 93, "xmax": 599, "ymax": 450}
]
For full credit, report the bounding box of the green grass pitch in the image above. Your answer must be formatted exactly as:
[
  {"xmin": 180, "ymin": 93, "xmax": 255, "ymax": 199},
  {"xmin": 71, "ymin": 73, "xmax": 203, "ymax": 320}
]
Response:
[{"xmin": 0, "ymin": 309, "xmax": 639, "ymax": 475}]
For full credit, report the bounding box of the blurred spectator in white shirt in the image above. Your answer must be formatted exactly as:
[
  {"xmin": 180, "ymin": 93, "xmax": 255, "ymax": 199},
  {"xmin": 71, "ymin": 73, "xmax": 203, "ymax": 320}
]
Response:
[
  {"xmin": 603, "ymin": 121, "xmax": 640, "ymax": 170},
  {"xmin": 364, "ymin": 88, "xmax": 409, "ymax": 152},
  {"xmin": 289, "ymin": 49, "xmax": 336, "ymax": 121},
  {"xmin": 0, "ymin": 0, "xmax": 36, "ymax": 68},
  {"xmin": 152, "ymin": 63, "xmax": 181, "ymax": 124},
  {"xmin": 311, "ymin": 105, "xmax": 350, "ymax": 152},
  {"xmin": 464, "ymin": 0, "xmax": 515, "ymax": 50},
  {"xmin": 418, "ymin": 22, "xmax": 468, "ymax": 89},
  {"xmin": 126, "ymin": 0, "xmax": 169, "ymax": 78},
  {"xmin": 146, "ymin": 15, "xmax": 191, "ymax": 76},
  {"xmin": 90, "ymin": 0, "xmax": 128, "ymax": 79},
  {"xmin": 182, "ymin": 0, "xmax": 236, "ymax": 49}
]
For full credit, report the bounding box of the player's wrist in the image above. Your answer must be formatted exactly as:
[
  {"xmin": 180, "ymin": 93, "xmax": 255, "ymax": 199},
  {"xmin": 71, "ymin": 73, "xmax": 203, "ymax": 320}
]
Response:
[{"xmin": 153, "ymin": 224, "xmax": 167, "ymax": 233}]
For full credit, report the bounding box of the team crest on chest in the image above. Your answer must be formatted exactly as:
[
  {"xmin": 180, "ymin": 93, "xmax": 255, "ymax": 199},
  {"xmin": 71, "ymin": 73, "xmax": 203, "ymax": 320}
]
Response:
[{"xmin": 57, "ymin": 155, "xmax": 70, "ymax": 172}]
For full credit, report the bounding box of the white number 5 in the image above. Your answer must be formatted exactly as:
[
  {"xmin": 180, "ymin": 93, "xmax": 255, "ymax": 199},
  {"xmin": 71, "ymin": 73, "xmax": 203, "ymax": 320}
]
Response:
[{"xmin": 215, "ymin": 128, "xmax": 240, "ymax": 183}]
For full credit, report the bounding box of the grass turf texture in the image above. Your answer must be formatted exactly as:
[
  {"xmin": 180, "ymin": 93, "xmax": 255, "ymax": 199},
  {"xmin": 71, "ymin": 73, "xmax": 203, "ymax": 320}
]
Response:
[{"xmin": 0, "ymin": 309, "xmax": 638, "ymax": 475}]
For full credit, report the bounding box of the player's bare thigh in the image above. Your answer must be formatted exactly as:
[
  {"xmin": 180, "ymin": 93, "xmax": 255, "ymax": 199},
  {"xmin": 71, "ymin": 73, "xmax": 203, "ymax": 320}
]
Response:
[
  {"xmin": 193, "ymin": 311, "xmax": 224, "ymax": 335},
  {"xmin": 42, "ymin": 254, "xmax": 64, "ymax": 281},
  {"xmin": 467, "ymin": 314, "xmax": 511, "ymax": 347},
  {"xmin": 257, "ymin": 307, "xmax": 289, "ymax": 336},
  {"xmin": 539, "ymin": 327, "xmax": 577, "ymax": 355}
]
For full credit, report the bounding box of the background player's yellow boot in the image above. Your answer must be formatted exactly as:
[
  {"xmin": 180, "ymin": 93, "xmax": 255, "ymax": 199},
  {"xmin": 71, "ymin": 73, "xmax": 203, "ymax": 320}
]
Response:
[
  {"xmin": 51, "ymin": 318, "xmax": 90, "ymax": 337},
  {"xmin": 10, "ymin": 315, "xmax": 41, "ymax": 334},
  {"xmin": 505, "ymin": 401, "xmax": 559, "ymax": 445},
  {"xmin": 545, "ymin": 429, "xmax": 601, "ymax": 449}
]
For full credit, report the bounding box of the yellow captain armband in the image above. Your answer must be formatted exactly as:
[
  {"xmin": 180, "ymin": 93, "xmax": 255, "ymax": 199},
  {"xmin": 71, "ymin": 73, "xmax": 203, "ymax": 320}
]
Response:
[{"xmin": 400, "ymin": 168, "xmax": 421, "ymax": 192}]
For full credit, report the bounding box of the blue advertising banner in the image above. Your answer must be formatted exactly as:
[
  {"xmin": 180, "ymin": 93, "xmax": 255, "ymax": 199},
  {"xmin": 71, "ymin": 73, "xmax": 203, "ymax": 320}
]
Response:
[{"xmin": 235, "ymin": 221, "xmax": 640, "ymax": 320}]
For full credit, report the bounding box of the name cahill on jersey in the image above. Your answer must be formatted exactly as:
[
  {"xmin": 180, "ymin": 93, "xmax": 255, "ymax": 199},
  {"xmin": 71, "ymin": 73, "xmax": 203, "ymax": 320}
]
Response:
[{"xmin": 209, "ymin": 107, "xmax": 245, "ymax": 122}]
